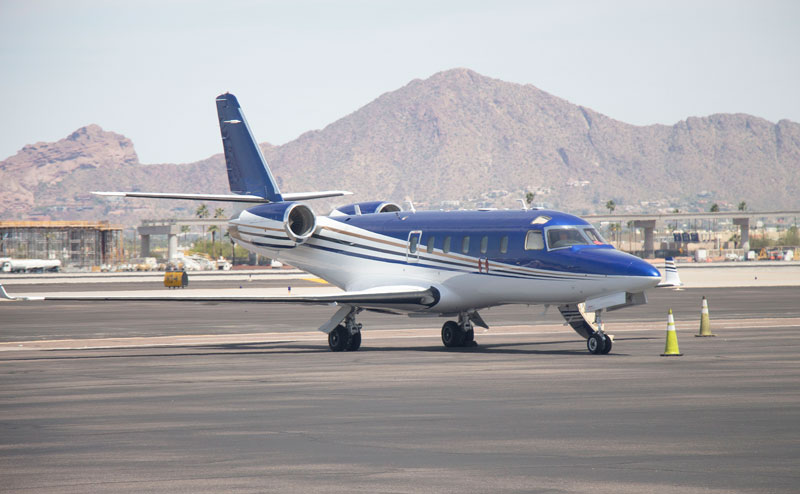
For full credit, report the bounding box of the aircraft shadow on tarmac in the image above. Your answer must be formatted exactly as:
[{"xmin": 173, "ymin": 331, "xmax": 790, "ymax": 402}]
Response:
[{"xmin": 1, "ymin": 336, "xmax": 658, "ymax": 362}]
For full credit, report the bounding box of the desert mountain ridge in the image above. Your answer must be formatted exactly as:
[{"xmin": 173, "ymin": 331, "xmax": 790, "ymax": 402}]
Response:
[{"xmin": 2, "ymin": 68, "xmax": 799, "ymax": 226}]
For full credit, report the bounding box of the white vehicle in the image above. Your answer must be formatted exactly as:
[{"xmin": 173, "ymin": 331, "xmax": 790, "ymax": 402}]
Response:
[{"xmin": 0, "ymin": 258, "xmax": 61, "ymax": 273}]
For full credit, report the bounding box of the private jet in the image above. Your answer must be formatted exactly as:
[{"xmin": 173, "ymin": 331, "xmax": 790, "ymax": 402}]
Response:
[{"xmin": 1, "ymin": 93, "xmax": 681, "ymax": 354}]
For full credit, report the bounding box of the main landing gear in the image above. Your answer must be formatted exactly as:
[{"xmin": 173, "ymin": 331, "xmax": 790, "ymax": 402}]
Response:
[
  {"xmin": 441, "ymin": 313, "xmax": 478, "ymax": 348},
  {"xmin": 328, "ymin": 309, "xmax": 362, "ymax": 352},
  {"xmin": 587, "ymin": 309, "xmax": 612, "ymax": 355}
]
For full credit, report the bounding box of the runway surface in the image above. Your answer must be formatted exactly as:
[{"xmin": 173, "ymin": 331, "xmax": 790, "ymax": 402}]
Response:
[{"xmin": 1, "ymin": 281, "xmax": 799, "ymax": 492}]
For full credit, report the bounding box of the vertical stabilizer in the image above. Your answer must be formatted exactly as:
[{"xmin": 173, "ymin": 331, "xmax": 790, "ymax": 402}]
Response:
[
  {"xmin": 658, "ymin": 257, "xmax": 683, "ymax": 288},
  {"xmin": 215, "ymin": 93, "xmax": 283, "ymax": 201}
]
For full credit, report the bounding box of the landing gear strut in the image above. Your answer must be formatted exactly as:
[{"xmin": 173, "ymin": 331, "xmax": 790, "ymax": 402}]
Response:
[
  {"xmin": 441, "ymin": 312, "xmax": 478, "ymax": 348},
  {"xmin": 587, "ymin": 309, "xmax": 612, "ymax": 355},
  {"xmin": 328, "ymin": 308, "xmax": 362, "ymax": 352}
]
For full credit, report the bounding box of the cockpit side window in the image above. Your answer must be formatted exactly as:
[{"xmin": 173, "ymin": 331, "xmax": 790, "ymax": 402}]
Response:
[
  {"xmin": 524, "ymin": 230, "xmax": 544, "ymax": 250},
  {"xmin": 546, "ymin": 227, "xmax": 590, "ymax": 249},
  {"xmin": 583, "ymin": 227, "xmax": 607, "ymax": 245}
]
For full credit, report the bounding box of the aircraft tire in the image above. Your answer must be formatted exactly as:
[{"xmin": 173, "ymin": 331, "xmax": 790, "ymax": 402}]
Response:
[
  {"xmin": 587, "ymin": 333, "xmax": 606, "ymax": 355},
  {"xmin": 346, "ymin": 332, "xmax": 362, "ymax": 351},
  {"xmin": 601, "ymin": 336, "xmax": 612, "ymax": 354},
  {"xmin": 441, "ymin": 321, "xmax": 464, "ymax": 347},
  {"xmin": 463, "ymin": 329, "xmax": 474, "ymax": 346},
  {"xmin": 328, "ymin": 325, "xmax": 349, "ymax": 352}
]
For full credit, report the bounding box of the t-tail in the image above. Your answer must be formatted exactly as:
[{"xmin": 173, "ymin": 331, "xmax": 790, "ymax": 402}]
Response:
[
  {"xmin": 657, "ymin": 257, "xmax": 683, "ymax": 288},
  {"xmin": 91, "ymin": 93, "xmax": 351, "ymax": 203},
  {"xmin": 216, "ymin": 93, "xmax": 282, "ymax": 201}
]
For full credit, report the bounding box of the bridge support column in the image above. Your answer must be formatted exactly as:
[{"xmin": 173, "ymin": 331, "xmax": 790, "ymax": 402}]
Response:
[
  {"xmin": 168, "ymin": 234, "xmax": 178, "ymax": 260},
  {"xmin": 733, "ymin": 218, "xmax": 750, "ymax": 251},
  {"xmin": 140, "ymin": 234, "xmax": 151, "ymax": 257},
  {"xmin": 633, "ymin": 220, "xmax": 656, "ymax": 259}
]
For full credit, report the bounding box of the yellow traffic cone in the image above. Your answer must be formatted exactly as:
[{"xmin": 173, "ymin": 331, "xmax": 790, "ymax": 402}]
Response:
[
  {"xmin": 661, "ymin": 309, "xmax": 683, "ymax": 357},
  {"xmin": 696, "ymin": 296, "xmax": 715, "ymax": 337}
]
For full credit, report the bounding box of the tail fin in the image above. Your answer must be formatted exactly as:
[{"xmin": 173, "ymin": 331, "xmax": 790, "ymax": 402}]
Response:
[
  {"xmin": 216, "ymin": 93, "xmax": 283, "ymax": 201},
  {"xmin": 657, "ymin": 257, "xmax": 684, "ymax": 288}
]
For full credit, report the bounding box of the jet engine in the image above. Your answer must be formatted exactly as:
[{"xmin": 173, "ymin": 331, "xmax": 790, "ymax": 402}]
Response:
[
  {"xmin": 232, "ymin": 202, "xmax": 316, "ymax": 246},
  {"xmin": 333, "ymin": 201, "xmax": 401, "ymax": 216}
]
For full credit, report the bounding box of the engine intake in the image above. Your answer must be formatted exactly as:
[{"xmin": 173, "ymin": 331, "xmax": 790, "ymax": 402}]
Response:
[
  {"xmin": 232, "ymin": 202, "xmax": 317, "ymax": 247},
  {"xmin": 334, "ymin": 201, "xmax": 401, "ymax": 216}
]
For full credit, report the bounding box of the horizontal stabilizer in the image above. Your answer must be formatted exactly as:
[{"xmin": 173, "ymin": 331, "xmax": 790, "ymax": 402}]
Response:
[
  {"xmin": 92, "ymin": 191, "xmax": 352, "ymax": 203},
  {"xmin": 282, "ymin": 191, "xmax": 353, "ymax": 201},
  {"xmin": 92, "ymin": 191, "xmax": 269, "ymax": 203}
]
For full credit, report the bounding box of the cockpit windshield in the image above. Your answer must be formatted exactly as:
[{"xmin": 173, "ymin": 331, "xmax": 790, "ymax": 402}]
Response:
[{"xmin": 546, "ymin": 226, "xmax": 608, "ymax": 249}]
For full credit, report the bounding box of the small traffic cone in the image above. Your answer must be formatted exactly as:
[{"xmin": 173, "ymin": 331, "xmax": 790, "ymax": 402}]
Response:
[
  {"xmin": 661, "ymin": 309, "xmax": 683, "ymax": 357},
  {"xmin": 696, "ymin": 296, "xmax": 715, "ymax": 337}
]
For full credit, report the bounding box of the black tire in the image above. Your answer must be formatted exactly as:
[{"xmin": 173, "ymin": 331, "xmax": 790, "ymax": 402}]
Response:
[
  {"xmin": 346, "ymin": 332, "xmax": 362, "ymax": 351},
  {"xmin": 601, "ymin": 336, "xmax": 612, "ymax": 354},
  {"xmin": 587, "ymin": 333, "xmax": 605, "ymax": 355},
  {"xmin": 463, "ymin": 329, "xmax": 474, "ymax": 344},
  {"xmin": 441, "ymin": 321, "xmax": 465, "ymax": 348},
  {"xmin": 328, "ymin": 325, "xmax": 349, "ymax": 352}
]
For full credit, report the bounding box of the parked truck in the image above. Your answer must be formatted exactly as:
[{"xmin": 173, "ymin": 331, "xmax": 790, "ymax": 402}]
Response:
[{"xmin": 0, "ymin": 258, "xmax": 62, "ymax": 273}]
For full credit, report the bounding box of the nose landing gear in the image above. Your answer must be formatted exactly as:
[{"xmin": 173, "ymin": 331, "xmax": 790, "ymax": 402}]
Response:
[{"xmin": 587, "ymin": 309, "xmax": 612, "ymax": 355}]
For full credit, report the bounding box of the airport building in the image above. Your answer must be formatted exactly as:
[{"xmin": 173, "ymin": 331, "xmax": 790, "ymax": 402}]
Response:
[{"xmin": 0, "ymin": 221, "xmax": 123, "ymax": 268}]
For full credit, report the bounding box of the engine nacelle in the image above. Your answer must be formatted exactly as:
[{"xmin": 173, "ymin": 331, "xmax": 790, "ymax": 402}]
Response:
[
  {"xmin": 333, "ymin": 201, "xmax": 401, "ymax": 216},
  {"xmin": 231, "ymin": 202, "xmax": 316, "ymax": 247}
]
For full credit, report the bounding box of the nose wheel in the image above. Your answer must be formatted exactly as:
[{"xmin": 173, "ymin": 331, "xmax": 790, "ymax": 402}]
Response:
[
  {"xmin": 587, "ymin": 309, "xmax": 612, "ymax": 355},
  {"xmin": 587, "ymin": 332, "xmax": 612, "ymax": 354}
]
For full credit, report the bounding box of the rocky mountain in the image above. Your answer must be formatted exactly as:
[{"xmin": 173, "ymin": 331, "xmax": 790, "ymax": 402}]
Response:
[{"xmin": 2, "ymin": 69, "xmax": 799, "ymax": 226}]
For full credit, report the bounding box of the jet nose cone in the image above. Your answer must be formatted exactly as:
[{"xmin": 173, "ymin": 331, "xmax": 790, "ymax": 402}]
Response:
[{"xmin": 632, "ymin": 258, "xmax": 662, "ymax": 280}]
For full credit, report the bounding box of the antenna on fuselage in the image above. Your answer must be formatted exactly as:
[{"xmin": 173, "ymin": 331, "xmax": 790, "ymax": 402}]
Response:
[
  {"xmin": 519, "ymin": 198, "xmax": 528, "ymax": 211},
  {"xmin": 405, "ymin": 198, "xmax": 416, "ymax": 213}
]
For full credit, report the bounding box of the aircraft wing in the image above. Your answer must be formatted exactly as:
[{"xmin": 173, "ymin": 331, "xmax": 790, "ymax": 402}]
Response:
[{"xmin": 0, "ymin": 283, "xmax": 439, "ymax": 310}]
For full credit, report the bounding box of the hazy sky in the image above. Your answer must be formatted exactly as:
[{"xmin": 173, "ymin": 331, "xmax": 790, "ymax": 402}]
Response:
[{"xmin": 1, "ymin": 0, "xmax": 798, "ymax": 164}]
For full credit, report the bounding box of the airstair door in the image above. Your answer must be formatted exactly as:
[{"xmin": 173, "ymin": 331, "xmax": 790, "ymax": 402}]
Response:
[{"xmin": 407, "ymin": 231, "xmax": 422, "ymax": 263}]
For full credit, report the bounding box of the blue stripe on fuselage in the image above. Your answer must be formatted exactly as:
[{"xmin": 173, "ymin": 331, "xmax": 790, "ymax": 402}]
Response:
[{"xmin": 245, "ymin": 208, "xmax": 659, "ymax": 279}]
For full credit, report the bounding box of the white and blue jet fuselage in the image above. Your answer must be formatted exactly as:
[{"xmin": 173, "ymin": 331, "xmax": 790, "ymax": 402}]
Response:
[{"xmin": 1, "ymin": 93, "xmax": 680, "ymax": 354}]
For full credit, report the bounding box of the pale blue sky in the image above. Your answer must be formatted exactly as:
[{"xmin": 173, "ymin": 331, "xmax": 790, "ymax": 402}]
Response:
[{"xmin": 1, "ymin": 0, "xmax": 798, "ymax": 164}]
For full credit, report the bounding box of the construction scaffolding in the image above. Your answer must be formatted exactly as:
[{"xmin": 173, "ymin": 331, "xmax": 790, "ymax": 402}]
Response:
[{"xmin": 0, "ymin": 221, "xmax": 123, "ymax": 268}]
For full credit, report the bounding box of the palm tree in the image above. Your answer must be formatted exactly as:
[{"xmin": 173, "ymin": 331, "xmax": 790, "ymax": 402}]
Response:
[
  {"xmin": 525, "ymin": 191, "xmax": 536, "ymax": 206},
  {"xmin": 710, "ymin": 203, "xmax": 720, "ymax": 213},
  {"xmin": 738, "ymin": 201, "xmax": 747, "ymax": 211},
  {"xmin": 210, "ymin": 208, "xmax": 226, "ymax": 258},
  {"xmin": 605, "ymin": 200, "xmax": 617, "ymax": 243},
  {"xmin": 196, "ymin": 203, "xmax": 210, "ymax": 246}
]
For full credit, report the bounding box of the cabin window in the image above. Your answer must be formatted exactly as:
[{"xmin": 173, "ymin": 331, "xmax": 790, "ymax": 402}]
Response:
[
  {"xmin": 409, "ymin": 235, "xmax": 419, "ymax": 254},
  {"xmin": 524, "ymin": 230, "xmax": 545, "ymax": 250},
  {"xmin": 443, "ymin": 236, "xmax": 451, "ymax": 253},
  {"xmin": 480, "ymin": 235, "xmax": 488, "ymax": 254},
  {"xmin": 426, "ymin": 236, "xmax": 436, "ymax": 253},
  {"xmin": 500, "ymin": 236, "xmax": 508, "ymax": 254},
  {"xmin": 546, "ymin": 227, "xmax": 590, "ymax": 249},
  {"xmin": 462, "ymin": 236, "xmax": 470, "ymax": 254}
]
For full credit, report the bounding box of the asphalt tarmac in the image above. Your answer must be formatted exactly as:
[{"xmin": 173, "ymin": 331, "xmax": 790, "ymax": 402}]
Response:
[{"xmin": 1, "ymin": 282, "xmax": 799, "ymax": 492}]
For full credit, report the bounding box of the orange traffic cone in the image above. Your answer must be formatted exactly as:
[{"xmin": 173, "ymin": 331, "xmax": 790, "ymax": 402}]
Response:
[{"xmin": 661, "ymin": 309, "xmax": 683, "ymax": 357}]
